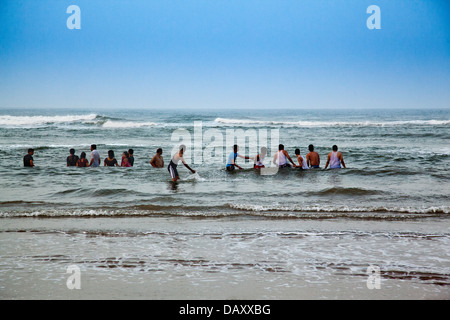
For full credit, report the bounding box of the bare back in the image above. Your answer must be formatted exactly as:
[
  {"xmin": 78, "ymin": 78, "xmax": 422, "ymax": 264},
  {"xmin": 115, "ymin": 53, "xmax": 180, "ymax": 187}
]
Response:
[
  {"xmin": 151, "ymin": 154, "xmax": 164, "ymax": 168},
  {"xmin": 307, "ymin": 151, "xmax": 320, "ymax": 167}
]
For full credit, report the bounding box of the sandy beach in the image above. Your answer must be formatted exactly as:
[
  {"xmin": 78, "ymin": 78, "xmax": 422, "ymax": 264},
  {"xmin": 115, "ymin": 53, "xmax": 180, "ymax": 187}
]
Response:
[{"xmin": 1, "ymin": 216, "xmax": 448, "ymax": 300}]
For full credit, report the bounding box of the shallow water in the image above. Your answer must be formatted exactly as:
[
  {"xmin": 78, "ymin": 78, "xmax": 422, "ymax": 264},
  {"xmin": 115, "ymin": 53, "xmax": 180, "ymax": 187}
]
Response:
[{"xmin": 0, "ymin": 108, "xmax": 449, "ymax": 299}]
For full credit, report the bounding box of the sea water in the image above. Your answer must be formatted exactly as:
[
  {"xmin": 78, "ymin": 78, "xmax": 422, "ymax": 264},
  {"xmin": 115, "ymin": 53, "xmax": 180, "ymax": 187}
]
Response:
[{"xmin": 0, "ymin": 108, "xmax": 449, "ymax": 299}]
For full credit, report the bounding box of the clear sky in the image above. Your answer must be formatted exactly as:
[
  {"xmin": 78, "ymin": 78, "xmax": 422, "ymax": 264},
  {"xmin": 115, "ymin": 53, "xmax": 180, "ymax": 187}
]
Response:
[{"xmin": 0, "ymin": 0, "xmax": 449, "ymax": 110}]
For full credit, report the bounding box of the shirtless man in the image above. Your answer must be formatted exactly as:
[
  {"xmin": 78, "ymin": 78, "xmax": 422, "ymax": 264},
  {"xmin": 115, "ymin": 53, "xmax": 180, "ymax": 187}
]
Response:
[
  {"xmin": 273, "ymin": 144, "xmax": 296, "ymax": 168},
  {"xmin": 306, "ymin": 144, "xmax": 320, "ymax": 168},
  {"xmin": 324, "ymin": 145, "xmax": 346, "ymax": 169},
  {"xmin": 150, "ymin": 148, "xmax": 164, "ymax": 168},
  {"xmin": 167, "ymin": 145, "xmax": 195, "ymax": 182}
]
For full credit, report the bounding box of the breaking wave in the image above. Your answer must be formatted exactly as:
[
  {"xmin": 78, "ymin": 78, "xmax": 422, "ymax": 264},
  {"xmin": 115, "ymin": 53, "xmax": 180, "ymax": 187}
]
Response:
[{"xmin": 0, "ymin": 114, "xmax": 98, "ymax": 127}]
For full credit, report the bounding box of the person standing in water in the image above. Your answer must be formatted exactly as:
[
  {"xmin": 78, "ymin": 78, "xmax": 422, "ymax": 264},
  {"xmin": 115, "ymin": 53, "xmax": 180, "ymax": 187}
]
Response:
[
  {"xmin": 23, "ymin": 148, "xmax": 34, "ymax": 167},
  {"xmin": 306, "ymin": 144, "xmax": 320, "ymax": 168},
  {"xmin": 150, "ymin": 148, "xmax": 164, "ymax": 168},
  {"xmin": 121, "ymin": 151, "xmax": 131, "ymax": 167},
  {"xmin": 273, "ymin": 144, "xmax": 296, "ymax": 168},
  {"xmin": 168, "ymin": 145, "xmax": 195, "ymax": 182},
  {"xmin": 104, "ymin": 150, "xmax": 119, "ymax": 166},
  {"xmin": 324, "ymin": 145, "xmax": 346, "ymax": 169},
  {"xmin": 226, "ymin": 144, "xmax": 252, "ymax": 171},
  {"xmin": 253, "ymin": 147, "xmax": 267, "ymax": 169},
  {"xmin": 128, "ymin": 149, "xmax": 134, "ymax": 166},
  {"xmin": 67, "ymin": 148, "xmax": 79, "ymax": 167},
  {"xmin": 89, "ymin": 144, "xmax": 100, "ymax": 167},
  {"xmin": 77, "ymin": 152, "xmax": 89, "ymax": 167},
  {"xmin": 294, "ymin": 148, "xmax": 309, "ymax": 170}
]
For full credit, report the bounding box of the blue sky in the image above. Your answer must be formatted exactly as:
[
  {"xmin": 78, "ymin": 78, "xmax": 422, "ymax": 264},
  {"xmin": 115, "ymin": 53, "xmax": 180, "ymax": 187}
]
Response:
[{"xmin": 0, "ymin": 0, "xmax": 449, "ymax": 109}]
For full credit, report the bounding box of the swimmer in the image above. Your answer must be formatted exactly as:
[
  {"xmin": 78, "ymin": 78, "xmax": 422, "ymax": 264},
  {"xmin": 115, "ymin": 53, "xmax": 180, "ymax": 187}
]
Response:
[
  {"xmin": 104, "ymin": 150, "xmax": 119, "ymax": 166},
  {"xmin": 324, "ymin": 145, "xmax": 346, "ymax": 169},
  {"xmin": 23, "ymin": 148, "xmax": 34, "ymax": 167},
  {"xmin": 128, "ymin": 149, "xmax": 134, "ymax": 166},
  {"xmin": 89, "ymin": 144, "xmax": 100, "ymax": 167},
  {"xmin": 253, "ymin": 147, "xmax": 267, "ymax": 169},
  {"xmin": 273, "ymin": 144, "xmax": 296, "ymax": 168},
  {"xmin": 150, "ymin": 148, "xmax": 164, "ymax": 168},
  {"xmin": 226, "ymin": 145, "xmax": 252, "ymax": 171},
  {"xmin": 306, "ymin": 144, "xmax": 320, "ymax": 168},
  {"xmin": 294, "ymin": 148, "xmax": 309, "ymax": 169},
  {"xmin": 121, "ymin": 151, "xmax": 131, "ymax": 167},
  {"xmin": 67, "ymin": 148, "xmax": 79, "ymax": 167},
  {"xmin": 77, "ymin": 152, "xmax": 89, "ymax": 167}
]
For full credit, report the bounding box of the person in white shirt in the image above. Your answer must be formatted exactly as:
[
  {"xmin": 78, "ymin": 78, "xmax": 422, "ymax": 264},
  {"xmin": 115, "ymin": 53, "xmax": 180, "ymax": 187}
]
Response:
[
  {"xmin": 168, "ymin": 145, "xmax": 195, "ymax": 182},
  {"xmin": 324, "ymin": 145, "xmax": 346, "ymax": 169},
  {"xmin": 273, "ymin": 144, "xmax": 296, "ymax": 168},
  {"xmin": 89, "ymin": 144, "xmax": 100, "ymax": 167},
  {"xmin": 253, "ymin": 147, "xmax": 267, "ymax": 169},
  {"xmin": 294, "ymin": 148, "xmax": 309, "ymax": 170}
]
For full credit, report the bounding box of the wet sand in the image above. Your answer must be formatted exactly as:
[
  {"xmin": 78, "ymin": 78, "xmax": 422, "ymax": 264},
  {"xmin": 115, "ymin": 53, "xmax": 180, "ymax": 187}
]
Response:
[{"xmin": 1, "ymin": 216, "xmax": 448, "ymax": 300}]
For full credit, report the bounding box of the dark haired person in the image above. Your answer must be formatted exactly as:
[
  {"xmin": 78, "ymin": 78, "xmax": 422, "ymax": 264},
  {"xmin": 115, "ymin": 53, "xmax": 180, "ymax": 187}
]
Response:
[
  {"xmin": 273, "ymin": 144, "xmax": 296, "ymax": 168},
  {"xmin": 324, "ymin": 145, "xmax": 346, "ymax": 169},
  {"xmin": 23, "ymin": 148, "xmax": 34, "ymax": 167},
  {"xmin": 294, "ymin": 148, "xmax": 309, "ymax": 170},
  {"xmin": 306, "ymin": 144, "xmax": 320, "ymax": 168},
  {"xmin": 121, "ymin": 151, "xmax": 131, "ymax": 167},
  {"xmin": 168, "ymin": 145, "xmax": 195, "ymax": 182},
  {"xmin": 77, "ymin": 152, "xmax": 89, "ymax": 167},
  {"xmin": 226, "ymin": 144, "xmax": 252, "ymax": 171},
  {"xmin": 104, "ymin": 150, "xmax": 119, "ymax": 167},
  {"xmin": 89, "ymin": 144, "xmax": 100, "ymax": 167},
  {"xmin": 67, "ymin": 148, "xmax": 79, "ymax": 167},
  {"xmin": 128, "ymin": 149, "xmax": 134, "ymax": 166},
  {"xmin": 150, "ymin": 148, "xmax": 164, "ymax": 168},
  {"xmin": 253, "ymin": 147, "xmax": 267, "ymax": 169}
]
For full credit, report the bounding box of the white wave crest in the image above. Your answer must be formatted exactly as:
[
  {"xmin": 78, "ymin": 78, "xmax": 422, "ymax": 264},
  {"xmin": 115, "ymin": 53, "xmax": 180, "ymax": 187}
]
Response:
[
  {"xmin": 214, "ymin": 118, "xmax": 450, "ymax": 127},
  {"xmin": 228, "ymin": 203, "xmax": 450, "ymax": 214},
  {"xmin": 0, "ymin": 114, "xmax": 98, "ymax": 127},
  {"xmin": 102, "ymin": 120, "xmax": 158, "ymax": 128}
]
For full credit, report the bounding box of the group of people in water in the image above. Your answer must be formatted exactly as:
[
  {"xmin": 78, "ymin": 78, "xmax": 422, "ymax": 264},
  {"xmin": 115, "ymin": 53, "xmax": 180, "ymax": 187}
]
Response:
[
  {"xmin": 225, "ymin": 143, "xmax": 346, "ymax": 171},
  {"xmin": 66, "ymin": 145, "xmax": 135, "ymax": 168},
  {"xmin": 23, "ymin": 143, "xmax": 346, "ymax": 182}
]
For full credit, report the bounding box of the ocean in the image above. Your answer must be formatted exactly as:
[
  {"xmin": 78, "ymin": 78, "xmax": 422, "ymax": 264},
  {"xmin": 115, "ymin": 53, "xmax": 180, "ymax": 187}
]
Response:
[{"xmin": 0, "ymin": 108, "xmax": 449, "ymax": 299}]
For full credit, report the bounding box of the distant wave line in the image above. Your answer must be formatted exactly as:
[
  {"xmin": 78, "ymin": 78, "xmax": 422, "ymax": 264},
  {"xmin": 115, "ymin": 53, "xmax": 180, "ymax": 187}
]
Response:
[
  {"xmin": 0, "ymin": 114, "xmax": 98, "ymax": 126},
  {"xmin": 0, "ymin": 114, "xmax": 164, "ymax": 128},
  {"xmin": 102, "ymin": 120, "xmax": 158, "ymax": 128},
  {"xmin": 214, "ymin": 118, "xmax": 450, "ymax": 127}
]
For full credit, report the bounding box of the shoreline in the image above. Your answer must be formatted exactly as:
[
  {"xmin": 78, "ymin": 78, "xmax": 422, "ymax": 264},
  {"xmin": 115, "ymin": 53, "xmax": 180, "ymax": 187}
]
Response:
[{"xmin": 1, "ymin": 216, "xmax": 448, "ymax": 300}]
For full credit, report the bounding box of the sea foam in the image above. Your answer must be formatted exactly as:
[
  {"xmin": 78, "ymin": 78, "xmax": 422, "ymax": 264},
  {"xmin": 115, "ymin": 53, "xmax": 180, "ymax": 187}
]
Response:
[{"xmin": 0, "ymin": 114, "xmax": 98, "ymax": 127}]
